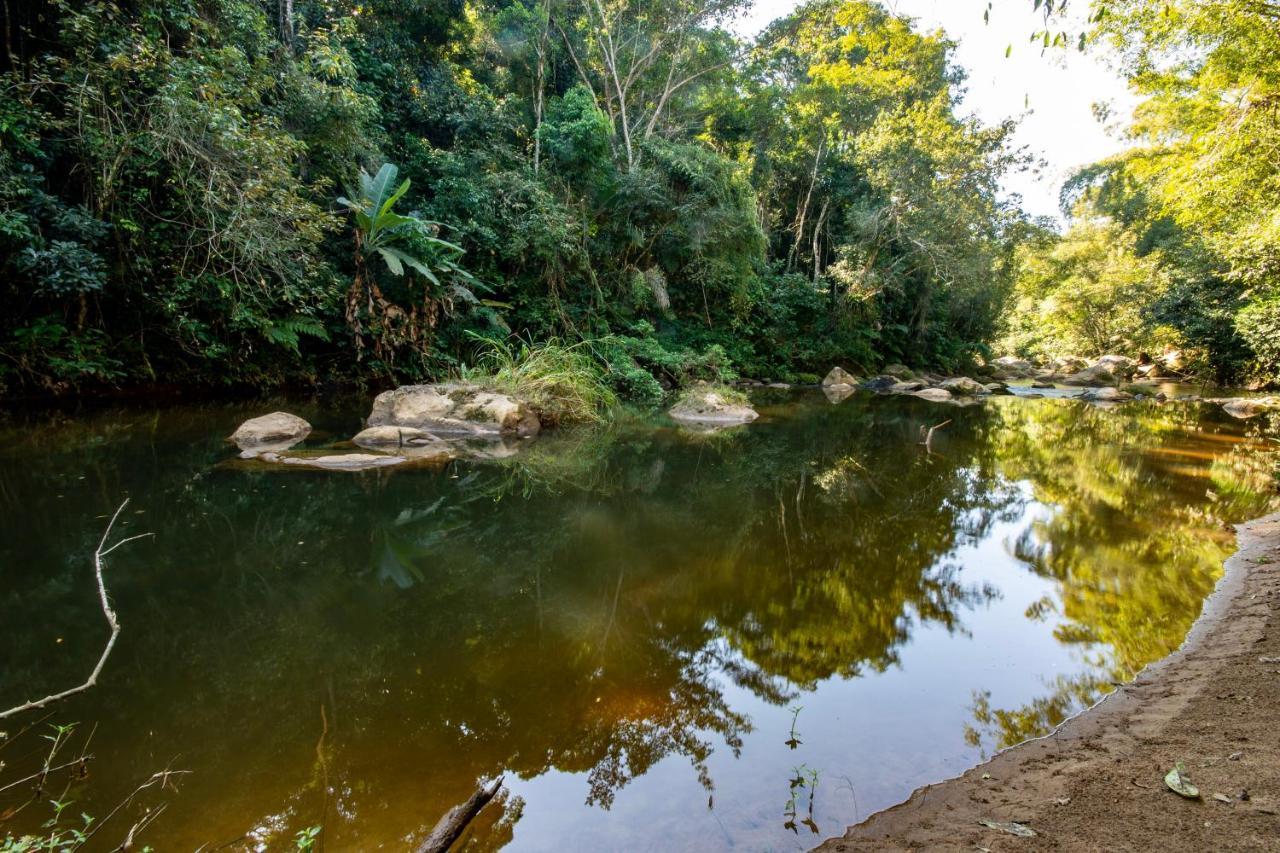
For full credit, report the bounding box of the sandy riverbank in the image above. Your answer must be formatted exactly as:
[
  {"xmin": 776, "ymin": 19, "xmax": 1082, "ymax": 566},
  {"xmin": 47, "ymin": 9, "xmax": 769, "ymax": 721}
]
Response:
[{"xmin": 816, "ymin": 512, "xmax": 1280, "ymax": 852}]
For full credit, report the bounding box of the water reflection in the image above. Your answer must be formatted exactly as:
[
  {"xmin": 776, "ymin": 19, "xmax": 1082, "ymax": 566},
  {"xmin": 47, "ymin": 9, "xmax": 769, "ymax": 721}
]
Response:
[{"xmin": 0, "ymin": 395, "xmax": 1274, "ymax": 849}]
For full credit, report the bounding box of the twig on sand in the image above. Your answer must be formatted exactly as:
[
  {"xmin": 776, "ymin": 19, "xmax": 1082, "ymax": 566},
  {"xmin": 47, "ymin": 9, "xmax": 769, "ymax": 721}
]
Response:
[
  {"xmin": 417, "ymin": 776, "xmax": 506, "ymax": 853},
  {"xmin": 0, "ymin": 499, "xmax": 152, "ymax": 720}
]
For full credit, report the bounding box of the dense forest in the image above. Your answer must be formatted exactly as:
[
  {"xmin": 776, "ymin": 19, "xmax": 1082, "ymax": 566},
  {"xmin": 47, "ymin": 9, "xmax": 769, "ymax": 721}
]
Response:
[{"xmin": 0, "ymin": 0, "xmax": 1276, "ymax": 398}]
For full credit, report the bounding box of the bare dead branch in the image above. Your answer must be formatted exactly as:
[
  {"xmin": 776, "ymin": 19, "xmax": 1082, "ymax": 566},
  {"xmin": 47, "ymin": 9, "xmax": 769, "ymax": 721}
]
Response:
[{"xmin": 0, "ymin": 499, "xmax": 152, "ymax": 720}]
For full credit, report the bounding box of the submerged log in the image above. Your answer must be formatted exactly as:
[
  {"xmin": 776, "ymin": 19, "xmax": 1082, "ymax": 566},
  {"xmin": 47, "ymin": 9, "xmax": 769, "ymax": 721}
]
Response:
[{"xmin": 417, "ymin": 776, "xmax": 505, "ymax": 853}]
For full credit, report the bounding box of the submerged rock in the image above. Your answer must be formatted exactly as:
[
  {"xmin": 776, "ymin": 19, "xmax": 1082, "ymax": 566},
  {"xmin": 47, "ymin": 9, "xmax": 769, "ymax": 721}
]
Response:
[
  {"xmin": 888, "ymin": 380, "xmax": 927, "ymax": 393},
  {"xmin": 366, "ymin": 383, "xmax": 541, "ymax": 438},
  {"xmin": 280, "ymin": 453, "xmax": 407, "ymax": 471},
  {"xmin": 668, "ymin": 388, "xmax": 758, "ymax": 426},
  {"xmin": 230, "ymin": 411, "xmax": 311, "ymax": 451},
  {"xmin": 912, "ymin": 388, "xmax": 954, "ymax": 403},
  {"xmin": 1030, "ymin": 380, "xmax": 1055, "ymax": 389}
]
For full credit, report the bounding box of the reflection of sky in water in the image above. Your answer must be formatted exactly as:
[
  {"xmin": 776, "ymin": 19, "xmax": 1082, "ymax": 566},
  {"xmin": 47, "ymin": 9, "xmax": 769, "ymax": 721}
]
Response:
[
  {"xmin": 508, "ymin": 496, "xmax": 1091, "ymax": 852},
  {"xmin": 0, "ymin": 392, "xmax": 1272, "ymax": 851}
]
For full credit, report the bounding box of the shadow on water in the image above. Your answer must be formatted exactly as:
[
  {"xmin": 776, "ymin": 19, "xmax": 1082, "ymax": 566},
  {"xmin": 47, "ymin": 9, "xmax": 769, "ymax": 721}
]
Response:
[{"xmin": 0, "ymin": 393, "xmax": 1276, "ymax": 849}]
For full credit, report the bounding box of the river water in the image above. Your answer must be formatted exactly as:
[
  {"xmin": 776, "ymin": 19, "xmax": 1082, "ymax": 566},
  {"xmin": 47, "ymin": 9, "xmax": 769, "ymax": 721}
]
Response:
[{"xmin": 1, "ymin": 390, "xmax": 1276, "ymax": 850}]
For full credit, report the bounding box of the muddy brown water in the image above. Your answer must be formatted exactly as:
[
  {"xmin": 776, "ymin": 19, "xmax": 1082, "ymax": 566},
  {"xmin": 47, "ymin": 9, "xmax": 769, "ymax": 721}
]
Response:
[{"xmin": 0, "ymin": 391, "xmax": 1276, "ymax": 851}]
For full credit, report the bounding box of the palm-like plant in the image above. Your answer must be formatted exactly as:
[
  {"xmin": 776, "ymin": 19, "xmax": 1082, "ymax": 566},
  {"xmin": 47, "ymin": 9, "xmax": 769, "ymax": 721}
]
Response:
[{"xmin": 338, "ymin": 163, "xmax": 482, "ymax": 361}]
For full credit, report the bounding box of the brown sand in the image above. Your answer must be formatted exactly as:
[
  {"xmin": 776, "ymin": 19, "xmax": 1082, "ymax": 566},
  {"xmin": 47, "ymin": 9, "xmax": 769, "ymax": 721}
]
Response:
[{"xmin": 816, "ymin": 513, "xmax": 1280, "ymax": 852}]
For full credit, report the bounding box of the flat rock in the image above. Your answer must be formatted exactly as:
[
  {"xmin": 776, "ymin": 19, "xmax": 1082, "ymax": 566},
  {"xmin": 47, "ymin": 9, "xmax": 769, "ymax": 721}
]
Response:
[
  {"xmin": 1223, "ymin": 398, "xmax": 1276, "ymax": 419},
  {"xmin": 280, "ymin": 453, "xmax": 406, "ymax": 471},
  {"xmin": 1080, "ymin": 386, "xmax": 1133, "ymax": 402},
  {"xmin": 913, "ymin": 388, "xmax": 954, "ymax": 403}
]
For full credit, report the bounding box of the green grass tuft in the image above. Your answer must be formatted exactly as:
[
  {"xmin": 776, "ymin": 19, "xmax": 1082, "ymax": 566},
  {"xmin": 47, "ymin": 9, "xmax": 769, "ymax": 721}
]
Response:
[{"xmin": 462, "ymin": 336, "xmax": 619, "ymax": 426}]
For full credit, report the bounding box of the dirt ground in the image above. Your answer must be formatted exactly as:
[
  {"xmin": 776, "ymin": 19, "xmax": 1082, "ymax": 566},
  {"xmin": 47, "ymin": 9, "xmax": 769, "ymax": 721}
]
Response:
[{"xmin": 815, "ymin": 513, "xmax": 1280, "ymax": 853}]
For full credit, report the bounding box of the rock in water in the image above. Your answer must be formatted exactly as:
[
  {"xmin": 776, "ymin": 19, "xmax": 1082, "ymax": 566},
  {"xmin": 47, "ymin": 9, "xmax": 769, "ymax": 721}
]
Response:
[
  {"xmin": 822, "ymin": 366, "xmax": 858, "ymax": 387},
  {"xmin": 1060, "ymin": 365, "xmax": 1117, "ymax": 386},
  {"xmin": 1080, "ymin": 386, "xmax": 1133, "ymax": 402},
  {"xmin": 1222, "ymin": 398, "xmax": 1276, "ymax": 419},
  {"xmin": 912, "ymin": 388, "xmax": 954, "ymax": 402},
  {"xmin": 938, "ymin": 377, "xmax": 987, "ymax": 396},
  {"xmin": 992, "ymin": 356, "xmax": 1035, "ymax": 378},
  {"xmin": 366, "ymin": 383, "xmax": 541, "ymax": 438},
  {"xmin": 883, "ymin": 363, "xmax": 914, "ymax": 379},
  {"xmin": 230, "ymin": 411, "xmax": 311, "ymax": 451},
  {"xmin": 668, "ymin": 389, "xmax": 758, "ymax": 426}
]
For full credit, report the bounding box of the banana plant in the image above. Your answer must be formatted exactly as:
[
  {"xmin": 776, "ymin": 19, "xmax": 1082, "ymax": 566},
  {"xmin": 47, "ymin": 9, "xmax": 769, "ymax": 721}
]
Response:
[{"xmin": 338, "ymin": 163, "xmax": 491, "ymax": 361}]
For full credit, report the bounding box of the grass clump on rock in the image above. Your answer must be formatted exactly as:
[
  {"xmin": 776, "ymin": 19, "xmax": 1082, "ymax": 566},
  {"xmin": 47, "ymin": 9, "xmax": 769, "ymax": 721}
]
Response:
[{"xmin": 463, "ymin": 336, "xmax": 618, "ymax": 426}]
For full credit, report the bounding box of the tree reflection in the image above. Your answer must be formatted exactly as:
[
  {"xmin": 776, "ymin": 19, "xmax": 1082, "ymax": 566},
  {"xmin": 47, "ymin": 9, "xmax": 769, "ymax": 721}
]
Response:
[
  {"xmin": 2, "ymin": 395, "xmax": 1270, "ymax": 848},
  {"xmin": 963, "ymin": 400, "xmax": 1279, "ymax": 754}
]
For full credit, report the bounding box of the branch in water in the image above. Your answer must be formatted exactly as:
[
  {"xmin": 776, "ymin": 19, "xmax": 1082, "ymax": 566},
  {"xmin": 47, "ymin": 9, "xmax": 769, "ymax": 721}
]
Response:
[{"xmin": 0, "ymin": 498, "xmax": 152, "ymax": 721}]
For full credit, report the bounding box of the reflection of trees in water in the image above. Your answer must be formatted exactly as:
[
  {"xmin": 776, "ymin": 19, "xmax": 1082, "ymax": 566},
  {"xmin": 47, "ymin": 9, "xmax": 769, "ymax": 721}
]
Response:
[
  {"xmin": 12, "ymin": 396, "xmax": 1264, "ymax": 846},
  {"xmin": 964, "ymin": 400, "xmax": 1278, "ymax": 754}
]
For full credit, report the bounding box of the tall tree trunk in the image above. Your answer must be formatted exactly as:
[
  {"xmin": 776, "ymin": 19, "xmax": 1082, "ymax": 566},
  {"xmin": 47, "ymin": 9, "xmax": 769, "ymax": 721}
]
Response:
[{"xmin": 278, "ymin": 0, "xmax": 295, "ymax": 50}]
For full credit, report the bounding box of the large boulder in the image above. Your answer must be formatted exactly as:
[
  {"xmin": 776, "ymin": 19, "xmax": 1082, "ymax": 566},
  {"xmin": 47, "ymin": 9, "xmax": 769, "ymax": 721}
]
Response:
[
  {"xmin": 1059, "ymin": 365, "xmax": 1117, "ymax": 387},
  {"xmin": 938, "ymin": 376, "xmax": 987, "ymax": 396},
  {"xmin": 230, "ymin": 411, "xmax": 311, "ymax": 451},
  {"xmin": 668, "ymin": 388, "xmax": 758, "ymax": 426},
  {"xmin": 1047, "ymin": 355, "xmax": 1089, "ymax": 374},
  {"xmin": 366, "ymin": 383, "xmax": 541, "ymax": 438},
  {"xmin": 992, "ymin": 356, "xmax": 1035, "ymax": 378},
  {"xmin": 1093, "ymin": 354, "xmax": 1137, "ymax": 375},
  {"xmin": 883, "ymin": 364, "xmax": 914, "ymax": 379},
  {"xmin": 822, "ymin": 366, "xmax": 859, "ymax": 387}
]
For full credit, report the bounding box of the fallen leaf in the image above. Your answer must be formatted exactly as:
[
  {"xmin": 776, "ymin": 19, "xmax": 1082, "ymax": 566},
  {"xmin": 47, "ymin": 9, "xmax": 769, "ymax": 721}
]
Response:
[
  {"xmin": 1213, "ymin": 793, "xmax": 1233, "ymax": 804},
  {"xmin": 1259, "ymin": 656, "xmax": 1280, "ymax": 664},
  {"xmin": 1165, "ymin": 762, "xmax": 1201, "ymax": 799},
  {"xmin": 978, "ymin": 819, "xmax": 1036, "ymax": 838},
  {"xmin": 1229, "ymin": 751, "xmax": 1243, "ymax": 761},
  {"xmin": 1053, "ymin": 797, "xmax": 1071, "ymax": 806}
]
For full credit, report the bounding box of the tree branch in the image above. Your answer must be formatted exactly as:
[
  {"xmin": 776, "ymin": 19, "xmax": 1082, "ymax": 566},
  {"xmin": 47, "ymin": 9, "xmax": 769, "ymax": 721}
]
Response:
[{"xmin": 0, "ymin": 499, "xmax": 151, "ymax": 720}]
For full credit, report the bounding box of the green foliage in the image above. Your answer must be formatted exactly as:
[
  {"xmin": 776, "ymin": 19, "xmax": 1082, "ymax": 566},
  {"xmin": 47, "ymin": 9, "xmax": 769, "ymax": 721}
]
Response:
[
  {"xmin": 463, "ymin": 336, "xmax": 618, "ymax": 425},
  {"xmin": 0, "ymin": 0, "xmax": 1027, "ymax": 395}
]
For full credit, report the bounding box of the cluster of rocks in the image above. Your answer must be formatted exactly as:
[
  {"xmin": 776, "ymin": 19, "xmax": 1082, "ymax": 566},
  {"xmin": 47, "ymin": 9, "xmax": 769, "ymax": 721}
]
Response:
[
  {"xmin": 229, "ymin": 384, "xmax": 545, "ymax": 471},
  {"xmin": 822, "ymin": 364, "xmax": 1009, "ymax": 404},
  {"xmin": 989, "ymin": 353, "xmax": 1186, "ymax": 386}
]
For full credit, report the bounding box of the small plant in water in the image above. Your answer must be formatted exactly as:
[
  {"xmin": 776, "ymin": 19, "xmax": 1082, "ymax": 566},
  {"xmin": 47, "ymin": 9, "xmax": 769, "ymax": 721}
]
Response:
[
  {"xmin": 782, "ymin": 764, "xmax": 821, "ymax": 835},
  {"xmin": 294, "ymin": 825, "xmax": 322, "ymax": 851},
  {"xmin": 785, "ymin": 705, "xmax": 803, "ymax": 750}
]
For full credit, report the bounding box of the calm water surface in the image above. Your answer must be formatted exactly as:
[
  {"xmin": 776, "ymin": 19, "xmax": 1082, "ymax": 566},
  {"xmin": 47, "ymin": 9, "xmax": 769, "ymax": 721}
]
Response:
[{"xmin": 1, "ymin": 390, "xmax": 1277, "ymax": 851}]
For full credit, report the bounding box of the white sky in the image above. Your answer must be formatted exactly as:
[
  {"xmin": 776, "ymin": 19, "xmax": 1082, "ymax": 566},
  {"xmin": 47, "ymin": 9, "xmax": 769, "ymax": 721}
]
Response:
[{"xmin": 733, "ymin": 0, "xmax": 1138, "ymax": 224}]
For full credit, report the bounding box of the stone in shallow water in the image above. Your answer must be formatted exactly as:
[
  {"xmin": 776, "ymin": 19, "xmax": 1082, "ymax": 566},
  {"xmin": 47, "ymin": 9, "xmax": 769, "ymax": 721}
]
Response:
[
  {"xmin": 229, "ymin": 411, "xmax": 311, "ymax": 450},
  {"xmin": 279, "ymin": 453, "xmax": 407, "ymax": 471},
  {"xmin": 913, "ymin": 388, "xmax": 954, "ymax": 403},
  {"xmin": 822, "ymin": 366, "xmax": 858, "ymax": 387},
  {"xmin": 668, "ymin": 389, "xmax": 758, "ymax": 426}
]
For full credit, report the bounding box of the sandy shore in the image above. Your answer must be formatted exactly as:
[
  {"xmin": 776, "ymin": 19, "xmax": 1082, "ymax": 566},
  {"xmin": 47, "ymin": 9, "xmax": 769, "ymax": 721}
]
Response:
[{"xmin": 815, "ymin": 512, "xmax": 1280, "ymax": 852}]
